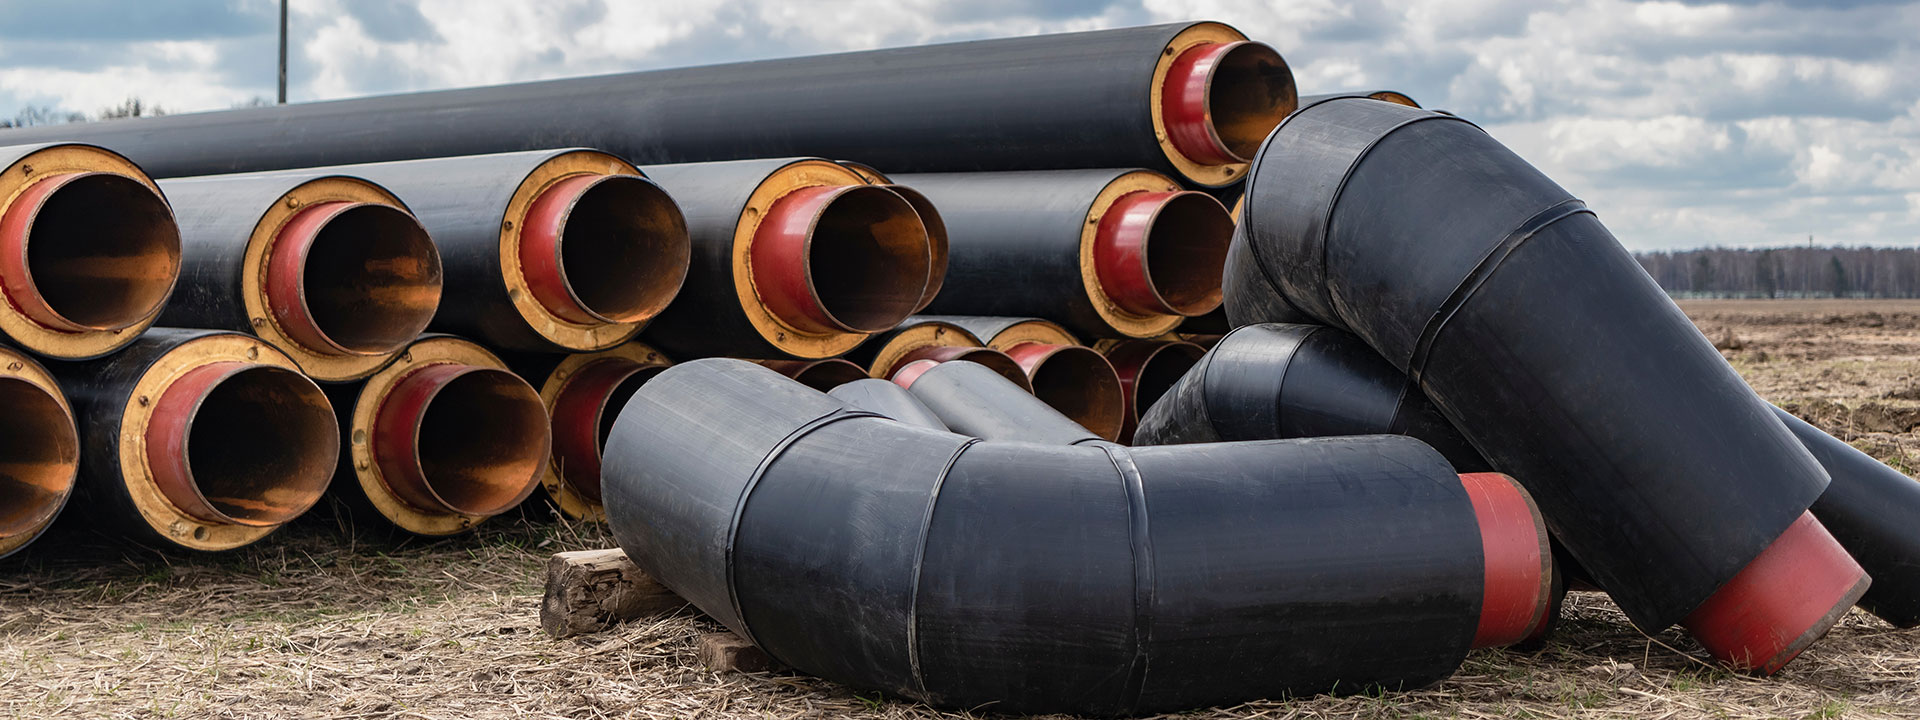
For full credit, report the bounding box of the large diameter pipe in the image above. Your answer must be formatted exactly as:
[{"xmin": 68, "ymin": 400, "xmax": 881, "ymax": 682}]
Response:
[
  {"xmin": 0, "ymin": 25, "xmax": 1293, "ymax": 188},
  {"xmin": 909, "ymin": 315, "xmax": 1124, "ymax": 439},
  {"xmin": 327, "ymin": 335, "xmax": 549, "ymax": 535},
  {"xmin": 918, "ymin": 358, "xmax": 1551, "ymax": 651},
  {"xmin": 1228, "ymin": 101, "xmax": 1867, "ymax": 673},
  {"xmin": 0, "ymin": 143, "xmax": 181, "ymax": 360},
  {"xmin": 603, "ymin": 359, "xmax": 1488, "ymax": 715},
  {"xmin": 847, "ymin": 317, "xmax": 1032, "ymax": 391},
  {"xmin": 1094, "ymin": 338, "xmax": 1205, "ymax": 444},
  {"xmin": 157, "ymin": 172, "xmax": 441, "ymax": 382},
  {"xmin": 0, "ymin": 345, "xmax": 80, "ymax": 559},
  {"xmin": 510, "ymin": 342, "xmax": 671, "ymax": 522},
  {"xmin": 1139, "ymin": 322, "xmax": 1920, "ymax": 640},
  {"xmin": 837, "ymin": 162, "xmax": 947, "ymax": 314},
  {"xmin": 899, "ymin": 170, "xmax": 1235, "ymax": 339},
  {"xmin": 48, "ymin": 329, "xmax": 336, "ymax": 551},
  {"xmin": 637, "ymin": 159, "xmax": 934, "ymax": 360},
  {"xmin": 294, "ymin": 150, "xmax": 690, "ymax": 352}
]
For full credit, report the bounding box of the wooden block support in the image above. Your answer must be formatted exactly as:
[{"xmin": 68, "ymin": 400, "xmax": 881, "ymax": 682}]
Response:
[
  {"xmin": 699, "ymin": 632, "xmax": 784, "ymax": 673},
  {"xmin": 540, "ymin": 548, "xmax": 686, "ymax": 639}
]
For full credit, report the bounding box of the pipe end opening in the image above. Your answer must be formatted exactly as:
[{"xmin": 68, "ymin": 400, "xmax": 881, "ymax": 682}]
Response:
[
  {"xmin": 274, "ymin": 202, "xmax": 442, "ymax": 356},
  {"xmin": 754, "ymin": 185, "xmax": 931, "ymax": 335},
  {"xmin": 0, "ymin": 378, "xmax": 77, "ymax": 540},
  {"xmin": 405, "ymin": 367, "xmax": 550, "ymax": 518},
  {"xmin": 1019, "ymin": 345, "xmax": 1126, "ymax": 441},
  {"xmin": 1164, "ymin": 41, "xmax": 1296, "ymax": 165},
  {"xmin": 3, "ymin": 173, "xmax": 180, "ymax": 332},
  {"xmin": 549, "ymin": 175, "xmax": 691, "ymax": 324},
  {"xmin": 164, "ymin": 365, "xmax": 337, "ymax": 527}
]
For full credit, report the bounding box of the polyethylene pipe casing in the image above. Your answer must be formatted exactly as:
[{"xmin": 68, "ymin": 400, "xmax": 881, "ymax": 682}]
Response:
[
  {"xmin": 0, "ymin": 24, "xmax": 1295, "ymax": 188},
  {"xmin": 602, "ymin": 359, "xmax": 1488, "ymax": 715},
  {"xmin": 638, "ymin": 158, "xmax": 934, "ymax": 360},
  {"xmin": 0, "ymin": 143, "xmax": 181, "ymax": 360},
  {"xmin": 899, "ymin": 170, "xmax": 1235, "ymax": 339},
  {"xmin": 0, "ymin": 344, "xmax": 80, "ymax": 559},
  {"xmin": 48, "ymin": 328, "xmax": 337, "ymax": 551},
  {"xmin": 509, "ymin": 341, "xmax": 671, "ymax": 522},
  {"xmin": 325, "ymin": 335, "xmax": 550, "ymax": 535},
  {"xmin": 157, "ymin": 171, "xmax": 441, "ymax": 381},
  {"xmin": 1224, "ymin": 98, "xmax": 1866, "ymax": 652},
  {"xmin": 288, "ymin": 149, "xmax": 690, "ymax": 353},
  {"xmin": 1139, "ymin": 322, "xmax": 1920, "ymax": 641}
]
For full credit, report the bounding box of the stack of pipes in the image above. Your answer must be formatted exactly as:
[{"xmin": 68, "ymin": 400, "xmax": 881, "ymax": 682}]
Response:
[{"xmin": 0, "ymin": 18, "xmax": 1913, "ymax": 718}]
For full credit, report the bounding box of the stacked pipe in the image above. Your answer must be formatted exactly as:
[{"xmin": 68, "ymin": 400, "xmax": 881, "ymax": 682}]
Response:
[
  {"xmin": 601, "ymin": 358, "xmax": 1550, "ymax": 715},
  {"xmin": 1221, "ymin": 97, "xmax": 1869, "ymax": 674}
]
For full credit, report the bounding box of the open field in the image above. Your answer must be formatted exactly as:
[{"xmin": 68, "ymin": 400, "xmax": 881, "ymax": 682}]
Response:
[{"xmin": 4, "ymin": 299, "xmax": 1918, "ymax": 719}]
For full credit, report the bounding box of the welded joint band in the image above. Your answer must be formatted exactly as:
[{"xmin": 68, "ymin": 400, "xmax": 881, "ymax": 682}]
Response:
[
  {"xmin": 904, "ymin": 436, "xmax": 982, "ymax": 699},
  {"xmin": 1404, "ymin": 198, "xmax": 1592, "ymax": 388},
  {"xmin": 1100, "ymin": 443, "xmax": 1157, "ymax": 709},
  {"xmin": 721, "ymin": 408, "xmax": 883, "ymax": 653}
]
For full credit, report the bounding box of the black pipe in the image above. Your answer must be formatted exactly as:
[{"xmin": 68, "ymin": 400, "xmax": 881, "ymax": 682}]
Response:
[
  {"xmin": 603, "ymin": 358, "xmax": 1491, "ymax": 715},
  {"xmin": 0, "ymin": 344, "xmax": 80, "ymax": 559},
  {"xmin": 752, "ymin": 358, "xmax": 871, "ymax": 392},
  {"xmin": 0, "ymin": 143, "xmax": 181, "ymax": 360},
  {"xmin": 827, "ymin": 378, "xmax": 948, "ymax": 431},
  {"xmin": 291, "ymin": 150, "xmax": 690, "ymax": 353},
  {"xmin": 1139, "ymin": 322, "xmax": 1920, "ymax": 632},
  {"xmin": 1226, "ymin": 97, "xmax": 1864, "ymax": 672},
  {"xmin": 507, "ymin": 342, "xmax": 671, "ymax": 522},
  {"xmin": 157, "ymin": 171, "xmax": 441, "ymax": 381},
  {"xmin": 1299, "ymin": 91, "xmax": 1420, "ymax": 108},
  {"xmin": 903, "ymin": 359, "xmax": 1103, "ymax": 446},
  {"xmin": 898, "ymin": 170, "xmax": 1235, "ymax": 339},
  {"xmin": 324, "ymin": 334, "xmax": 549, "ymax": 536},
  {"xmin": 905, "ymin": 315, "xmax": 1125, "ymax": 439},
  {"xmin": 0, "ymin": 25, "xmax": 1293, "ymax": 189},
  {"xmin": 46, "ymin": 328, "xmax": 338, "ymax": 551},
  {"xmin": 636, "ymin": 158, "xmax": 934, "ymax": 360}
]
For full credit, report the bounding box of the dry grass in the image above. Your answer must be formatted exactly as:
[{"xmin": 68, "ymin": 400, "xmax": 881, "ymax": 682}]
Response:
[{"xmin": 3, "ymin": 299, "xmax": 1918, "ymax": 719}]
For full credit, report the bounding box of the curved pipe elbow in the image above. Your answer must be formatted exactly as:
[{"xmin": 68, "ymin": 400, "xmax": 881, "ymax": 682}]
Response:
[{"xmin": 604, "ymin": 359, "xmax": 1497, "ymax": 715}]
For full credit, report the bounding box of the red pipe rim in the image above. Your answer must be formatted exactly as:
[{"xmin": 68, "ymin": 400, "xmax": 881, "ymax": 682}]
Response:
[
  {"xmin": 1094, "ymin": 191, "xmax": 1230, "ymax": 318},
  {"xmin": 266, "ymin": 200, "xmax": 438, "ymax": 357},
  {"xmin": 1162, "ymin": 41, "xmax": 1246, "ymax": 167},
  {"xmin": 549, "ymin": 358, "xmax": 654, "ymax": 502},
  {"xmin": 1682, "ymin": 511, "xmax": 1871, "ymax": 674},
  {"xmin": 0, "ymin": 171, "xmax": 176, "ymax": 333},
  {"xmin": 1460, "ymin": 472, "xmax": 1552, "ymax": 648},
  {"xmin": 372, "ymin": 363, "xmax": 549, "ymax": 517},
  {"xmin": 750, "ymin": 184, "xmax": 929, "ymax": 335},
  {"xmin": 518, "ymin": 173, "xmax": 689, "ymax": 326},
  {"xmin": 145, "ymin": 361, "xmax": 335, "ymax": 527},
  {"xmin": 521, "ymin": 174, "xmax": 607, "ymax": 324}
]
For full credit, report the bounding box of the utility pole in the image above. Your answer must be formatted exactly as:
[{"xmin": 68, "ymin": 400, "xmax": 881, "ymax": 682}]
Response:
[{"xmin": 277, "ymin": 0, "xmax": 289, "ymax": 104}]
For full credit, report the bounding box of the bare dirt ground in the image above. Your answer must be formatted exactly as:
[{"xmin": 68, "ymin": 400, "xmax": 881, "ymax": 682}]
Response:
[{"xmin": 4, "ymin": 299, "xmax": 1918, "ymax": 720}]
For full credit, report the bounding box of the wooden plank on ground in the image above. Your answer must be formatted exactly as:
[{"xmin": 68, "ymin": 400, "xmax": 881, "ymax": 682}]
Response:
[{"xmin": 540, "ymin": 548, "xmax": 685, "ymax": 639}]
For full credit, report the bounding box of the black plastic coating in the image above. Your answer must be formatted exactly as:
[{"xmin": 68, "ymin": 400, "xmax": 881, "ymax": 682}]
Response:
[
  {"xmin": 828, "ymin": 379, "xmax": 949, "ymax": 431},
  {"xmin": 896, "ymin": 170, "xmax": 1191, "ymax": 339},
  {"xmin": 0, "ymin": 24, "xmax": 1286, "ymax": 187},
  {"xmin": 1140, "ymin": 322, "xmax": 1920, "ymax": 630},
  {"xmin": 602, "ymin": 359, "xmax": 1484, "ymax": 715},
  {"xmin": 905, "ymin": 359, "xmax": 1102, "ymax": 446},
  {"xmin": 1135, "ymin": 323, "xmax": 1487, "ymax": 470},
  {"xmin": 1228, "ymin": 97, "xmax": 1828, "ymax": 631},
  {"xmin": 43, "ymin": 329, "xmax": 257, "ymax": 546},
  {"xmin": 294, "ymin": 150, "xmax": 681, "ymax": 352}
]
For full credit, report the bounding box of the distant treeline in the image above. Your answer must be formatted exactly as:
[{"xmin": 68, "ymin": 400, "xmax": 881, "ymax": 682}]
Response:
[{"xmin": 1635, "ymin": 246, "xmax": 1920, "ymax": 299}]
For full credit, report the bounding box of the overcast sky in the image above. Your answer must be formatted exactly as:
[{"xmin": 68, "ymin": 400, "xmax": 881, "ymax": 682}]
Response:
[{"xmin": 0, "ymin": 0, "xmax": 1914, "ymax": 250}]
